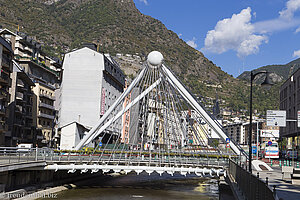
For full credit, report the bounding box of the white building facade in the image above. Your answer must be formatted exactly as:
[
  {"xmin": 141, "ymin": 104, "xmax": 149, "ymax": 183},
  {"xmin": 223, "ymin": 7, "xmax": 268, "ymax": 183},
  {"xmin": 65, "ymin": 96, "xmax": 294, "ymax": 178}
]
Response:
[{"xmin": 59, "ymin": 47, "xmax": 125, "ymax": 150}]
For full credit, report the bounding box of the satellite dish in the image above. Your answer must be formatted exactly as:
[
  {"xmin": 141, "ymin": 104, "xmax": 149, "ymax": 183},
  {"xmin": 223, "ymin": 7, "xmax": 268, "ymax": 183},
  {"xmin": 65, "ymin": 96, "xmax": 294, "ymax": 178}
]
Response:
[{"xmin": 147, "ymin": 51, "xmax": 164, "ymax": 67}]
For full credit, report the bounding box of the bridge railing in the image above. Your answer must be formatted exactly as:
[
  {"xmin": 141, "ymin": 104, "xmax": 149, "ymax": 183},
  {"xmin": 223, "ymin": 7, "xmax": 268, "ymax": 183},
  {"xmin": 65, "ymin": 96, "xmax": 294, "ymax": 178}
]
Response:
[
  {"xmin": 0, "ymin": 147, "xmax": 229, "ymax": 168},
  {"xmin": 0, "ymin": 147, "xmax": 55, "ymax": 165},
  {"xmin": 228, "ymin": 159, "xmax": 277, "ymax": 200}
]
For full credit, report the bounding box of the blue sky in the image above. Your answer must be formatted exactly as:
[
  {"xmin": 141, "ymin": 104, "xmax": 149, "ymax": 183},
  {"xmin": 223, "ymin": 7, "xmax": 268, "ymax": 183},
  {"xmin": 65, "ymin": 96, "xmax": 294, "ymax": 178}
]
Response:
[{"xmin": 133, "ymin": 0, "xmax": 300, "ymax": 77}]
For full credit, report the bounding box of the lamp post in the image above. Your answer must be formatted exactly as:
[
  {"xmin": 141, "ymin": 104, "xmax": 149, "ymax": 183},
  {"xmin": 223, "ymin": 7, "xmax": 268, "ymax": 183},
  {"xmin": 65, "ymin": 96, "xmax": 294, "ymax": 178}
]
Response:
[{"xmin": 249, "ymin": 71, "xmax": 273, "ymax": 173}]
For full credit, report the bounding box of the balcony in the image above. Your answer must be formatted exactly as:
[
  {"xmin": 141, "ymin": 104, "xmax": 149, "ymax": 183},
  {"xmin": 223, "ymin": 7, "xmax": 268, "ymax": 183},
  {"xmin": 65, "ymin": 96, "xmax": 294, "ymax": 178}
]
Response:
[
  {"xmin": 17, "ymin": 79, "xmax": 25, "ymax": 88},
  {"xmin": 25, "ymin": 113, "xmax": 33, "ymax": 119},
  {"xmin": 0, "ymin": 123, "xmax": 5, "ymax": 131},
  {"xmin": 14, "ymin": 119, "xmax": 25, "ymax": 126},
  {"xmin": 24, "ymin": 46, "xmax": 33, "ymax": 53},
  {"xmin": 38, "ymin": 113, "xmax": 55, "ymax": 120},
  {"xmin": 16, "ymin": 92, "xmax": 24, "ymax": 100},
  {"xmin": 39, "ymin": 93, "xmax": 55, "ymax": 101},
  {"xmin": 0, "ymin": 72, "xmax": 10, "ymax": 84},
  {"xmin": 15, "ymin": 42, "xmax": 23, "ymax": 49},
  {"xmin": 1, "ymin": 54, "xmax": 12, "ymax": 69},
  {"xmin": 0, "ymin": 108, "xmax": 6, "ymax": 116},
  {"xmin": 15, "ymin": 56, "xmax": 31, "ymax": 61},
  {"xmin": 39, "ymin": 102, "xmax": 54, "ymax": 110},
  {"xmin": 15, "ymin": 105, "xmax": 23, "ymax": 113},
  {"xmin": 0, "ymin": 89, "xmax": 7, "ymax": 99}
]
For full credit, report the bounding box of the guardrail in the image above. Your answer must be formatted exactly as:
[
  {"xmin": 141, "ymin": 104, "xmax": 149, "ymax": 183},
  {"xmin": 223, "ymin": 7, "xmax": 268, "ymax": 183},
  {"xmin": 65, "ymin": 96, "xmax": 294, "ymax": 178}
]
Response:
[{"xmin": 228, "ymin": 159, "xmax": 277, "ymax": 200}]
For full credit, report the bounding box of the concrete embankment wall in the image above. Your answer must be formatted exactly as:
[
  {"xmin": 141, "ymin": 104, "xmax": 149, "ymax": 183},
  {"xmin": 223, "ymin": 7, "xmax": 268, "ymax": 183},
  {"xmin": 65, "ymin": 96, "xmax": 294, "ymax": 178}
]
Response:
[{"xmin": 0, "ymin": 169, "xmax": 100, "ymax": 193}]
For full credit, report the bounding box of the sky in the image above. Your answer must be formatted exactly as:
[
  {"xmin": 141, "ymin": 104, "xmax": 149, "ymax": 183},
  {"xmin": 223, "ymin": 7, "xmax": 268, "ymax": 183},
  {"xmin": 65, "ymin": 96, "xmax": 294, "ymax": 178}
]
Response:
[{"xmin": 133, "ymin": 0, "xmax": 300, "ymax": 77}]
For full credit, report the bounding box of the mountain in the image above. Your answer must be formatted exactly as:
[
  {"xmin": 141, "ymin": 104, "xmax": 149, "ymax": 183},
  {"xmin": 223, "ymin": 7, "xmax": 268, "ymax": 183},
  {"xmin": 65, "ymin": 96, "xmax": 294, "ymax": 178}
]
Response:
[
  {"xmin": 238, "ymin": 58, "xmax": 300, "ymax": 84},
  {"xmin": 0, "ymin": 0, "xmax": 279, "ymax": 114}
]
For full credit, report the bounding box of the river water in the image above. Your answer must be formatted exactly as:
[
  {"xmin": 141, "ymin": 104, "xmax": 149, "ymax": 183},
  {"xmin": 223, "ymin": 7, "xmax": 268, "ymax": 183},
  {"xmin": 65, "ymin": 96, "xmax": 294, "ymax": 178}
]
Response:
[{"xmin": 55, "ymin": 173, "xmax": 228, "ymax": 200}]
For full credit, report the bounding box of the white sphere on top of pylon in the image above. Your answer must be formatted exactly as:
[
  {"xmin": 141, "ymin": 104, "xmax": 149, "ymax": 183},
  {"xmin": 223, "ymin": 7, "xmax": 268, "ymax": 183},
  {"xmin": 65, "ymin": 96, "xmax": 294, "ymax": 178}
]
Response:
[{"xmin": 147, "ymin": 51, "xmax": 164, "ymax": 67}]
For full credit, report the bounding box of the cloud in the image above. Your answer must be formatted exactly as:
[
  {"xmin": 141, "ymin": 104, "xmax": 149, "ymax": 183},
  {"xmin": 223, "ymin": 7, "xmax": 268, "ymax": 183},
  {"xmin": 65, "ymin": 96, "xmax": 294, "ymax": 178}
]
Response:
[
  {"xmin": 293, "ymin": 49, "xmax": 300, "ymax": 58},
  {"xmin": 279, "ymin": 0, "xmax": 300, "ymax": 19},
  {"xmin": 254, "ymin": 18, "xmax": 300, "ymax": 33},
  {"xmin": 178, "ymin": 33, "xmax": 182, "ymax": 37},
  {"xmin": 139, "ymin": 0, "xmax": 148, "ymax": 5},
  {"xmin": 255, "ymin": 0, "xmax": 300, "ymax": 33},
  {"xmin": 203, "ymin": 7, "xmax": 267, "ymax": 57},
  {"xmin": 186, "ymin": 37, "xmax": 197, "ymax": 48},
  {"xmin": 295, "ymin": 27, "xmax": 300, "ymax": 33}
]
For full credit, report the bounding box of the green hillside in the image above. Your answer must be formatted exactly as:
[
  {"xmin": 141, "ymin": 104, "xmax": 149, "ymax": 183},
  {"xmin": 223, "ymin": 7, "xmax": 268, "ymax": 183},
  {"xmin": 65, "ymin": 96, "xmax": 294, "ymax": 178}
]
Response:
[{"xmin": 0, "ymin": 0, "xmax": 280, "ymax": 114}]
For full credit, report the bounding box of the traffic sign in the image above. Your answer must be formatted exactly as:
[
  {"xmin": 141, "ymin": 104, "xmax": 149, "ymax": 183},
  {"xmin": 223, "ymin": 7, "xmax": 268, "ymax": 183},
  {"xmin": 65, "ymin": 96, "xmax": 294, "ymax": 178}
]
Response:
[
  {"xmin": 226, "ymin": 138, "xmax": 230, "ymax": 143},
  {"xmin": 99, "ymin": 142, "xmax": 102, "ymax": 147},
  {"xmin": 226, "ymin": 143, "xmax": 230, "ymax": 148},
  {"xmin": 266, "ymin": 110, "xmax": 286, "ymax": 127},
  {"xmin": 252, "ymin": 146, "xmax": 257, "ymax": 154},
  {"xmin": 268, "ymin": 141, "xmax": 272, "ymax": 146}
]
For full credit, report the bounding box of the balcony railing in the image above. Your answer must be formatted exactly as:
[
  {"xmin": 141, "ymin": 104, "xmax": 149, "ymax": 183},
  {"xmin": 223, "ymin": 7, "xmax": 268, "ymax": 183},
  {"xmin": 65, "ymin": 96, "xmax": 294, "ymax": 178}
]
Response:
[
  {"xmin": 1, "ymin": 54, "xmax": 11, "ymax": 68},
  {"xmin": 0, "ymin": 123, "xmax": 5, "ymax": 131},
  {"xmin": 14, "ymin": 119, "xmax": 25, "ymax": 126},
  {"xmin": 17, "ymin": 79, "xmax": 25, "ymax": 88},
  {"xmin": 24, "ymin": 47, "xmax": 33, "ymax": 53},
  {"xmin": 0, "ymin": 108, "xmax": 6, "ymax": 115},
  {"xmin": 38, "ymin": 113, "xmax": 55, "ymax": 120},
  {"xmin": 39, "ymin": 93, "xmax": 55, "ymax": 100},
  {"xmin": 0, "ymin": 89, "xmax": 7, "ymax": 98},
  {"xmin": 15, "ymin": 105, "xmax": 23, "ymax": 113},
  {"xmin": 16, "ymin": 92, "xmax": 24, "ymax": 100},
  {"xmin": 15, "ymin": 56, "xmax": 31, "ymax": 61},
  {"xmin": 0, "ymin": 72, "xmax": 9, "ymax": 83},
  {"xmin": 39, "ymin": 102, "xmax": 54, "ymax": 110}
]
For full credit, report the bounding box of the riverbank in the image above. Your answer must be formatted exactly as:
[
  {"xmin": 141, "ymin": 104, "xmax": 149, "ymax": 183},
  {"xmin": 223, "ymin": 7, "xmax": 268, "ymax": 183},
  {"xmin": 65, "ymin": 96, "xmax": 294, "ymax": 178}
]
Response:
[{"xmin": 0, "ymin": 170, "xmax": 106, "ymax": 200}]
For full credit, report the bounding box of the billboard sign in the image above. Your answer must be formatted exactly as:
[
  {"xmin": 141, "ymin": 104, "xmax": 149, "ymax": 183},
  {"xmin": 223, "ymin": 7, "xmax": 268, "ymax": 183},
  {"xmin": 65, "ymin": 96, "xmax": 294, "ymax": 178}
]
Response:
[
  {"xmin": 298, "ymin": 111, "xmax": 300, "ymax": 127},
  {"xmin": 266, "ymin": 110, "xmax": 286, "ymax": 127},
  {"xmin": 260, "ymin": 130, "xmax": 279, "ymax": 138}
]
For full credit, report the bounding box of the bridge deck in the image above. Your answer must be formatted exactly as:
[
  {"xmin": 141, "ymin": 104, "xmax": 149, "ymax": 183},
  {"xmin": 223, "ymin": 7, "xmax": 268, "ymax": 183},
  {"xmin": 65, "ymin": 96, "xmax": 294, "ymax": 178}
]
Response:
[{"xmin": 0, "ymin": 161, "xmax": 46, "ymax": 172}]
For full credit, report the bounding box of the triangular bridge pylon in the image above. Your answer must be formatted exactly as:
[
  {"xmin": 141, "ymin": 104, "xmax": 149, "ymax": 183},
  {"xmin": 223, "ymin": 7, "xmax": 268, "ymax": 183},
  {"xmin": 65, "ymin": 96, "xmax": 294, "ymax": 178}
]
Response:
[{"xmin": 75, "ymin": 51, "xmax": 247, "ymax": 160}]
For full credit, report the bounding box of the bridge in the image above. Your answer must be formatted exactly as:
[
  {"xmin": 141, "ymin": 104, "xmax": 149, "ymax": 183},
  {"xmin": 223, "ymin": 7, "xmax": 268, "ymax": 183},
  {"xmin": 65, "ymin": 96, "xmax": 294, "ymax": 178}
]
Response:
[
  {"xmin": 33, "ymin": 51, "xmax": 248, "ymax": 177},
  {"xmin": 0, "ymin": 51, "xmax": 280, "ymax": 199}
]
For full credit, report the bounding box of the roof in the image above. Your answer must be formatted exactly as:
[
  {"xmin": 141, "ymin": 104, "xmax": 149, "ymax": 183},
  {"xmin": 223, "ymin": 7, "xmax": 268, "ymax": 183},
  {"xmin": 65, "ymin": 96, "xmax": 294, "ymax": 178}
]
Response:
[
  {"xmin": 0, "ymin": 28, "xmax": 17, "ymax": 37},
  {"xmin": 60, "ymin": 121, "xmax": 90, "ymax": 131},
  {"xmin": 13, "ymin": 60, "xmax": 35, "ymax": 86}
]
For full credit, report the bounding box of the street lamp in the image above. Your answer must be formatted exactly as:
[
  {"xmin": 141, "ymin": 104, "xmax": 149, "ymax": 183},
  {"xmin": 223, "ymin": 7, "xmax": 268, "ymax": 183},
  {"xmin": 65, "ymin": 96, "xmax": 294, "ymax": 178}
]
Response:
[{"xmin": 249, "ymin": 71, "xmax": 273, "ymax": 173}]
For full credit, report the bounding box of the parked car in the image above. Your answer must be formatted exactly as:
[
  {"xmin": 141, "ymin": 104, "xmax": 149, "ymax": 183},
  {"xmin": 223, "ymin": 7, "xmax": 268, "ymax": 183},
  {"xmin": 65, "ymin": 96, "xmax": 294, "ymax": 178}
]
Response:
[{"xmin": 285, "ymin": 150, "xmax": 298, "ymax": 160}]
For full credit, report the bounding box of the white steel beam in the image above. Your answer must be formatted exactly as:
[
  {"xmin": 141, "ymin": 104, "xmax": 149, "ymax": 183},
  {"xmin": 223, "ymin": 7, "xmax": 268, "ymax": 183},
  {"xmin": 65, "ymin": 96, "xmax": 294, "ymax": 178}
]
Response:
[
  {"xmin": 75, "ymin": 67, "xmax": 147, "ymax": 150},
  {"xmin": 161, "ymin": 64, "xmax": 246, "ymax": 157},
  {"xmin": 83, "ymin": 78, "xmax": 162, "ymax": 146}
]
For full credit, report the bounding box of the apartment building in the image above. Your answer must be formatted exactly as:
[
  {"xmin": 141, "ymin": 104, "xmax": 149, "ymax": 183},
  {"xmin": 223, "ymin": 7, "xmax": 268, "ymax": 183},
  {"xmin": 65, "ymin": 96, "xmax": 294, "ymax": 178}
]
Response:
[
  {"xmin": 59, "ymin": 45, "xmax": 125, "ymax": 150},
  {"xmin": 223, "ymin": 123, "xmax": 245, "ymax": 145},
  {"xmin": 0, "ymin": 36, "xmax": 13, "ymax": 146},
  {"xmin": 280, "ymin": 68, "xmax": 300, "ymax": 148},
  {"xmin": 7, "ymin": 61, "xmax": 35, "ymax": 146},
  {"xmin": 0, "ymin": 29, "xmax": 62, "ymax": 146}
]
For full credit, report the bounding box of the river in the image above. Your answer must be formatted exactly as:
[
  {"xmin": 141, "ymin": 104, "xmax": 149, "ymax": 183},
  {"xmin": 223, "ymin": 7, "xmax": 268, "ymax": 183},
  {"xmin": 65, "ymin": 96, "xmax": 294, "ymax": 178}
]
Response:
[{"xmin": 54, "ymin": 173, "xmax": 233, "ymax": 200}]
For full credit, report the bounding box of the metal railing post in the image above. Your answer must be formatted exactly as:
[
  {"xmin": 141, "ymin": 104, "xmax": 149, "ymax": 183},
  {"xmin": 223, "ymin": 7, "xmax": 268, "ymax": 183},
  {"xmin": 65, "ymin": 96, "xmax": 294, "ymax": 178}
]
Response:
[
  {"xmin": 273, "ymin": 185, "xmax": 276, "ymax": 198},
  {"xmin": 35, "ymin": 147, "xmax": 38, "ymax": 161}
]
